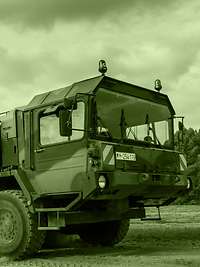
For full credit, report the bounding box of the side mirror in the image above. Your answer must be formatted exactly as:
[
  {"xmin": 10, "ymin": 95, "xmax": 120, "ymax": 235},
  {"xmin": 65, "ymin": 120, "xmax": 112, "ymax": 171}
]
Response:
[
  {"xmin": 59, "ymin": 109, "xmax": 72, "ymax": 137},
  {"xmin": 64, "ymin": 97, "xmax": 77, "ymax": 110}
]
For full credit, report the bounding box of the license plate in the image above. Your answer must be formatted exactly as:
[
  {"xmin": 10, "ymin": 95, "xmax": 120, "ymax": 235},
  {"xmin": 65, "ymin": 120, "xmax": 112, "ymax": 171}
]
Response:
[{"xmin": 116, "ymin": 152, "xmax": 136, "ymax": 161}]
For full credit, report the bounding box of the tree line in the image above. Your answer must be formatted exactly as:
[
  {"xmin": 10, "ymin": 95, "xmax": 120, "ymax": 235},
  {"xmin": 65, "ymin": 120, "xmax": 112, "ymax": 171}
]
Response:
[{"xmin": 175, "ymin": 127, "xmax": 200, "ymax": 203}]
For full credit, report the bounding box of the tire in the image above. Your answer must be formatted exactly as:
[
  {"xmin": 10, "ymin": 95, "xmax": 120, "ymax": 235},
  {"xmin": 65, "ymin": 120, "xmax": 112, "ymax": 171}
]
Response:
[
  {"xmin": 0, "ymin": 190, "xmax": 46, "ymax": 260},
  {"xmin": 79, "ymin": 218, "xmax": 130, "ymax": 246}
]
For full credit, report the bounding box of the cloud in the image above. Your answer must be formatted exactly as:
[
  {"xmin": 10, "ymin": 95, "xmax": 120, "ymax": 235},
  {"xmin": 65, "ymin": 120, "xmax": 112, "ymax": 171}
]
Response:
[
  {"xmin": 0, "ymin": 0, "xmax": 177, "ymax": 29},
  {"xmin": 0, "ymin": 0, "xmax": 199, "ymax": 89},
  {"xmin": 0, "ymin": 0, "xmax": 200, "ymax": 130}
]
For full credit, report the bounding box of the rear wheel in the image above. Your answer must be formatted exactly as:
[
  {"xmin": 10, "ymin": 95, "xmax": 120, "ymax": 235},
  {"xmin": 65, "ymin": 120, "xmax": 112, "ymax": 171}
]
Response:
[
  {"xmin": 79, "ymin": 218, "xmax": 130, "ymax": 246},
  {"xmin": 0, "ymin": 190, "xmax": 46, "ymax": 260}
]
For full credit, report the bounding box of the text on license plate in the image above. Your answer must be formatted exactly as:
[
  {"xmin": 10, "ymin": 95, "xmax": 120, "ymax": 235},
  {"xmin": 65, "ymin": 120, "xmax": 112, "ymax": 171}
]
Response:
[{"xmin": 116, "ymin": 152, "xmax": 136, "ymax": 161}]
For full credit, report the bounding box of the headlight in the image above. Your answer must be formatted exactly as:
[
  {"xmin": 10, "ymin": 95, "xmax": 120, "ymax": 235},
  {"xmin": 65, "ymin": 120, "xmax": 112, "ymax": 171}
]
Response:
[{"xmin": 98, "ymin": 175, "xmax": 106, "ymax": 189}]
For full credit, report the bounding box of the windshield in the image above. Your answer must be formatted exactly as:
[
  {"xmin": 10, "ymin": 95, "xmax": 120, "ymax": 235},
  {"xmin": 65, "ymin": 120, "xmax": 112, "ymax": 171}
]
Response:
[{"xmin": 94, "ymin": 88, "xmax": 172, "ymax": 146}]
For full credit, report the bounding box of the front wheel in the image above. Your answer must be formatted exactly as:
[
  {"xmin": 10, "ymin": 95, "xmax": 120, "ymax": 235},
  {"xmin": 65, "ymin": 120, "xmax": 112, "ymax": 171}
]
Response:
[
  {"xmin": 0, "ymin": 190, "xmax": 46, "ymax": 260},
  {"xmin": 79, "ymin": 218, "xmax": 130, "ymax": 246}
]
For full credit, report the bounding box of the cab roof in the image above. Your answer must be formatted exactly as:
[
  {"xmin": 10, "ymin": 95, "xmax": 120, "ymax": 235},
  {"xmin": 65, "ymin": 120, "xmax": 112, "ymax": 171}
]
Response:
[{"xmin": 21, "ymin": 75, "xmax": 175, "ymax": 115}]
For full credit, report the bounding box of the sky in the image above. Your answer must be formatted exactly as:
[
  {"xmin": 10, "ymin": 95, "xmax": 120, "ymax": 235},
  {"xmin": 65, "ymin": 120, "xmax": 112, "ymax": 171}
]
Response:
[{"xmin": 0, "ymin": 0, "xmax": 200, "ymax": 129}]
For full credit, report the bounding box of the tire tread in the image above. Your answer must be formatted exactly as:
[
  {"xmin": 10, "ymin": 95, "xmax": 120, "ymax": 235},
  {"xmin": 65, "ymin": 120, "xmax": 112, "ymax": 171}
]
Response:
[{"xmin": 0, "ymin": 190, "xmax": 45, "ymax": 260}]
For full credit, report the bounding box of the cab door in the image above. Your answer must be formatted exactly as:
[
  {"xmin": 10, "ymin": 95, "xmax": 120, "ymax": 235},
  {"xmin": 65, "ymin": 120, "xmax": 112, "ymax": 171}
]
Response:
[{"xmin": 31, "ymin": 101, "xmax": 88, "ymax": 194}]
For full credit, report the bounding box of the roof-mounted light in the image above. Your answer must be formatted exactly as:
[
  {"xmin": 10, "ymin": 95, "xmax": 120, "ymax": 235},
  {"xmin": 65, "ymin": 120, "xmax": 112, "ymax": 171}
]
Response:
[
  {"xmin": 154, "ymin": 79, "xmax": 162, "ymax": 92},
  {"xmin": 98, "ymin": 60, "xmax": 107, "ymax": 76}
]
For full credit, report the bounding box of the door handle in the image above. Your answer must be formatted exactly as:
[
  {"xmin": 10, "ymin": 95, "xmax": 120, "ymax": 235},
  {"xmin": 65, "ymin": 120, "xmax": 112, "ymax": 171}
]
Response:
[{"xmin": 34, "ymin": 148, "xmax": 45, "ymax": 153}]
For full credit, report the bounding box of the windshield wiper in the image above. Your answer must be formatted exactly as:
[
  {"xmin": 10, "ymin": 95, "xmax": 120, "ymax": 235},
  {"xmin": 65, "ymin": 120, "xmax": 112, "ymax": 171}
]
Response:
[
  {"xmin": 145, "ymin": 113, "xmax": 161, "ymax": 146},
  {"xmin": 120, "ymin": 109, "xmax": 126, "ymax": 141},
  {"xmin": 126, "ymin": 127, "xmax": 138, "ymax": 140},
  {"xmin": 148, "ymin": 122, "xmax": 161, "ymax": 146},
  {"xmin": 120, "ymin": 109, "xmax": 138, "ymax": 141}
]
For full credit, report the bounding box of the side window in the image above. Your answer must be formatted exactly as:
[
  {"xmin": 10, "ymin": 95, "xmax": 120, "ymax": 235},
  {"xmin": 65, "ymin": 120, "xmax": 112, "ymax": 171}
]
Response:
[
  {"xmin": 40, "ymin": 114, "xmax": 66, "ymax": 145},
  {"xmin": 40, "ymin": 102, "xmax": 85, "ymax": 146}
]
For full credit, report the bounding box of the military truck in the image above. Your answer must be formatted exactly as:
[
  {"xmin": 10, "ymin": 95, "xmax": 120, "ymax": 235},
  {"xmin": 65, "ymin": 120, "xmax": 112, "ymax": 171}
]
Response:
[{"xmin": 0, "ymin": 61, "xmax": 189, "ymax": 259}]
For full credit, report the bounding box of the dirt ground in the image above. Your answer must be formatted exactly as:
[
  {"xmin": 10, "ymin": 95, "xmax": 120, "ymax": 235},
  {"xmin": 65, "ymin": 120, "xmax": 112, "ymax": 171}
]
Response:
[{"xmin": 1, "ymin": 205, "xmax": 200, "ymax": 267}]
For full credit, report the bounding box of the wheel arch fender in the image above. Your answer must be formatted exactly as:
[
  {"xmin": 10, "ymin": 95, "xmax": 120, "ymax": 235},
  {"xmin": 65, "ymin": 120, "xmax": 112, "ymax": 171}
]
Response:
[{"xmin": 0, "ymin": 169, "xmax": 34, "ymax": 208}]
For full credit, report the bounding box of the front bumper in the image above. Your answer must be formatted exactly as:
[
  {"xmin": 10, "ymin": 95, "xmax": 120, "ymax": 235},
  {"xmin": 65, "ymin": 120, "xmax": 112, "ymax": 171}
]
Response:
[{"xmin": 92, "ymin": 170, "xmax": 189, "ymax": 200}]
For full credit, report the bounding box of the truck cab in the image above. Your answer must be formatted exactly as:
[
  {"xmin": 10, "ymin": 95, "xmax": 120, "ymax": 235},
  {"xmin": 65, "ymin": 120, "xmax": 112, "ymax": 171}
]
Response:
[{"xmin": 0, "ymin": 73, "xmax": 189, "ymax": 259}]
